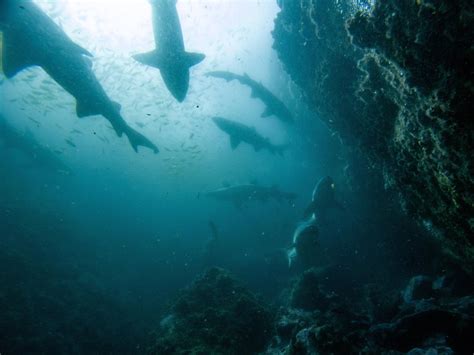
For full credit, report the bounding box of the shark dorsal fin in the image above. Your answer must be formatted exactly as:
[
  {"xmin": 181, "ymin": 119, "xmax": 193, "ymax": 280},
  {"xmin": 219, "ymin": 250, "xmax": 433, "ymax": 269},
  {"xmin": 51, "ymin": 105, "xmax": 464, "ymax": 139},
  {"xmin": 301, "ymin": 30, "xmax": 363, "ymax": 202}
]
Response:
[
  {"xmin": 230, "ymin": 136, "xmax": 240, "ymax": 150},
  {"xmin": 253, "ymin": 144, "xmax": 262, "ymax": 152},
  {"xmin": 2, "ymin": 32, "xmax": 92, "ymax": 79},
  {"xmin": 261, "ymin": 107, "xmax": 273, "ymax": 118},
  {"xmin": 76, "ymin": 100, "xmax": 101, "ymax": 118}
]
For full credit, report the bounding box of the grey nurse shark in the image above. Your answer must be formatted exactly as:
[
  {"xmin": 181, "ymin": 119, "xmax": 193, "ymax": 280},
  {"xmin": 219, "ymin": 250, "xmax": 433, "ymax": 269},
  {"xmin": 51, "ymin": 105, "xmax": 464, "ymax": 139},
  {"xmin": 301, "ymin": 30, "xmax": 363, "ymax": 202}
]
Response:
[
  {"xmin": 206, "ymin": 71, "xmax": 294, "ymax": 124},
  {"xmin": 0, "ymin": 114, "xmax": 71, "ymax": 174},
  {"xmin": 0, "ymin": 0, "xmax": 158, "ymax": 153},
  {"xmin": 133, "ymin": 0, "xmax": 205, "ymax": 102},
  {"xmin": 205, "ymin": 182, "xmax": 297, "ymax": 209},
  {"xmin": 212, "ymin": 116, "xmax": 287, "ymax": 155}
]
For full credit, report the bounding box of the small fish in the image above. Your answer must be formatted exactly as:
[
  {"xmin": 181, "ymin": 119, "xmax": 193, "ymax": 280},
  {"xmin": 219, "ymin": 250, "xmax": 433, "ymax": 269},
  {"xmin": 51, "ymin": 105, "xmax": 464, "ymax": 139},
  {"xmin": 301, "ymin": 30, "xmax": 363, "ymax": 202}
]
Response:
[
  {"xmin": 65, "ymin": 139, "xmax": 76, "ymax": 148},
  {"xmin": 27, "ymin": 117, "xmax": 41, "ymax": 125}
]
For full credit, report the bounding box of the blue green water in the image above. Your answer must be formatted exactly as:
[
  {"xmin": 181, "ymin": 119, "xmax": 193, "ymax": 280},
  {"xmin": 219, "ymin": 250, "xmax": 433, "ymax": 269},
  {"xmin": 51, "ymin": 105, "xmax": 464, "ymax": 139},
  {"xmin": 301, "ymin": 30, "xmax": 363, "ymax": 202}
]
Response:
[{"xmin": 1, "ymin": 1, "xmax": 470, "ymax": 354}]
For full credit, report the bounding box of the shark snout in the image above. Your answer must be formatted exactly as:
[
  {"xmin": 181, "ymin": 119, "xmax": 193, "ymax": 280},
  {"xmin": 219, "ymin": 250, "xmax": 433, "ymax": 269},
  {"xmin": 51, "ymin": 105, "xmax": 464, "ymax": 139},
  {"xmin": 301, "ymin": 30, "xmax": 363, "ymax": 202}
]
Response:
[{"xmin": 212, "ymin": 116, "xmax": 226, "ymax": 128}]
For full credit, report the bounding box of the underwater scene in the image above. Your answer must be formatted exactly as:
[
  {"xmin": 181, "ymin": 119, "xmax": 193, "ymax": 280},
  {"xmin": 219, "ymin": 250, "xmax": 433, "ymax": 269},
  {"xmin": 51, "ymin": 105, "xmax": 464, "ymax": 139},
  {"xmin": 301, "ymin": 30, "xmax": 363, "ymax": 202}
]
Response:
[{"xmin": 1, "ymin": 0, "xmax": 473, "ymax": 354}]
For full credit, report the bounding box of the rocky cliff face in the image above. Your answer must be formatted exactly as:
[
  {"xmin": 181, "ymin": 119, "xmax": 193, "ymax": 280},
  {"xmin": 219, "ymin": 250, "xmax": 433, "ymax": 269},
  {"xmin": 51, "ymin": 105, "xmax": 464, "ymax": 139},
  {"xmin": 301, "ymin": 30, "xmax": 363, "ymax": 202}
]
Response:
[{"xmin": 273, "ymin": 0, "xmax": 473, "ymax": 270}]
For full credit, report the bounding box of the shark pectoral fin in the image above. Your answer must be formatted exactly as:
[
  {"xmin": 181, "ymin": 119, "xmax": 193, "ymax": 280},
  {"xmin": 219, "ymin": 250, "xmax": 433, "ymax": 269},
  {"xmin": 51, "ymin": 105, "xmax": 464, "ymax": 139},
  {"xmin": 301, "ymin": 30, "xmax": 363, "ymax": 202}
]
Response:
[
  {"xmin": 132, "ymin": 50, "xmax": 162, "ymax": 69},
  {"xmin": 2, "ymin": 36, "xmax": 35, "ymax": 78},
  {"xmin": 303, "ymin": 201, "xmax": 316, "ymax": 219},
  {"xmin": 183, "ymin": 52, "xmax": 205, "ymax": 68},
  {"xmin": 230, "ymin": 137, "xmax": 240, "ymax": 150},
  {"xmin": 112, "ymin": 101, "xmax": 122, "ymax": 113},
  {"xmin": 71, "ymin": 42, "xmax": 93, "ymax": 57},
  {"xmin": 76, "ymin": 100, "xmax": 101, "ymax": 118},
  {"xmin": 83, "ymin": 56, "xmax": 93, "ymax": 69},
  {"xmin": 261, "ymin": 107, "xmax": 273, "ymax": 118}
]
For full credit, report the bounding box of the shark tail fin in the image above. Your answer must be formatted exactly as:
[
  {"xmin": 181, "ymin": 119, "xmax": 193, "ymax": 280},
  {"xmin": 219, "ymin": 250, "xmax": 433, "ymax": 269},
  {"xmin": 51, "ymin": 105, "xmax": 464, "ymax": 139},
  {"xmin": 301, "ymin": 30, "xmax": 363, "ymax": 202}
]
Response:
[
  {"xmin": 123, "ymin": 125, "xmax": 159, "ymax": 154},
  {"xmin": 183, "ymin": 52, "xmax": 205, "ymax": 68},
  {"xmin": 270, "ymin": 144, "xmax": 288, "ymax": 156}
]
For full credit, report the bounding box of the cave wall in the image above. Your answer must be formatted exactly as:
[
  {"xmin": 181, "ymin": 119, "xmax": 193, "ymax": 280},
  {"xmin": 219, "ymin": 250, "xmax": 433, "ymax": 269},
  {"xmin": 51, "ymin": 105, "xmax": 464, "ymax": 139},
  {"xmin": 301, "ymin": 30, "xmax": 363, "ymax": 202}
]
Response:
[{"xmin": 272, "ymin": 0, "xmax": 473, "ymax": 270}]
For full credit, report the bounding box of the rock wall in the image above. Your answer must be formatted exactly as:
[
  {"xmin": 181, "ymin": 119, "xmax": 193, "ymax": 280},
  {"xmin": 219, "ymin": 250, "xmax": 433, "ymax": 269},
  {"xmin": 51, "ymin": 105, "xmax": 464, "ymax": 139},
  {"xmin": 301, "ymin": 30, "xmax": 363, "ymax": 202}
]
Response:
[{"xmin": 273, "ymin": 0, "xmax": 474, "ymax": 270}]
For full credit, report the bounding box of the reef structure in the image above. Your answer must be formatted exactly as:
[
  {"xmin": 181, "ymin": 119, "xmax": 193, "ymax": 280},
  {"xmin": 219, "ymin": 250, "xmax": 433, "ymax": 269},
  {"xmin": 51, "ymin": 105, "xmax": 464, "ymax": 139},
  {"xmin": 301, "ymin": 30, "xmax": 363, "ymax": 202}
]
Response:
[
  {"xmin": 148, "ymin": 267, "xmax": 273, "ymax": 354},
  {"xmin": 273, "ymin": 0, "xmax": 474, "ymax": 270}
]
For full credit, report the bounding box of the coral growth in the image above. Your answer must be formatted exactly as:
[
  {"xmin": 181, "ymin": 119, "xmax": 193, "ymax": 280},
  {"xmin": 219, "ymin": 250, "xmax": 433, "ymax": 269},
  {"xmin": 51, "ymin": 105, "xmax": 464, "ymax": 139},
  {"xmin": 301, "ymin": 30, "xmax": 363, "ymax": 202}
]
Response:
[
  {"xmin": 148, "ymin": 267, "xmax": 274, "ymax": 354},
  {"xmin": 273, "ymin": 0, "xmax": 474, "ymax": 270}
]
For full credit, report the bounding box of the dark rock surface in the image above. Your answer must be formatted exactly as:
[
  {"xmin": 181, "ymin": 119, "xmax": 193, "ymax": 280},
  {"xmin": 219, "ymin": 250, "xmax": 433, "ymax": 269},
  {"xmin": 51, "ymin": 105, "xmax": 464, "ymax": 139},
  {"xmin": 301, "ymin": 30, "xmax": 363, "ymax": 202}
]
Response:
[
  {"xmin": 148, "ymin": 267, "xmax": 274, "ymax": 354},
  {"xmin": 402, "ymin": 275, "xmax": 435, "ymax": 303},
  {"xmin": 273, "ymin": 0, "xmax": 474, "ymax": 271},
  {"xmin": 290, "ymin": 268, "xmax": 338, "ymax": 311},
  {"xmin": 265, "ymin": 271, "xmax": 474, "ymax": 354}
]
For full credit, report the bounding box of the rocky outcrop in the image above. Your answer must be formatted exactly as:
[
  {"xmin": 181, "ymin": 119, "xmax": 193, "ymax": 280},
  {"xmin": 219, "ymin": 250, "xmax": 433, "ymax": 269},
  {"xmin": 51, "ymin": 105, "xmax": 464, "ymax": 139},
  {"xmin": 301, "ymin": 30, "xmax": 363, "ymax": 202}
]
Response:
[
  {"xmin": 265, "ymin": 272, "xmax": 474, "ymax": 354},
  {"xmin": 148, "ymin": 267, "xmax": 274, "ymax": 354},
  {"xmin": 273, "ymin": 0, "xmax": 474, "ymax": 270}
]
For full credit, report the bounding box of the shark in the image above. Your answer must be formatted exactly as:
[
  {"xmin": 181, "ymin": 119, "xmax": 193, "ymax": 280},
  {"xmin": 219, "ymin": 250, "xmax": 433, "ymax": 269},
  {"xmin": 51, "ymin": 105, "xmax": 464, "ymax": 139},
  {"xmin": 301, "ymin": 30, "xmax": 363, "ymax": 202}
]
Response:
[
  {"xmin": 287, "ymin": 216, "xmax": 319, "ymax": 270},
  {"xmin": 0, "ymin": 0, "xmax": 158, "ymax": 153},
  {"xmin": 205, "ymin": 182, "xmax": 297, "ymax": 209},
  {"xmin": 303, "ymin": 176, "xmax": 344, "ymax": 220},
  {"xmin": 206, "ymin": 71, "xmax": 294, "ymax": 124},
  {"xmin": 133, "ymin": 0, "xmax": 205, "ymax": 102},
  {"xmin": 288, "ymin": 176, "xmax": 343, "ymax": 270},
  {"xmin": 212, "ymin": 116, "xmax": 287, "ymax": 155},
  {"xmin": 0, "ymin": 114, "xmax": 71, "ymax": 174}
]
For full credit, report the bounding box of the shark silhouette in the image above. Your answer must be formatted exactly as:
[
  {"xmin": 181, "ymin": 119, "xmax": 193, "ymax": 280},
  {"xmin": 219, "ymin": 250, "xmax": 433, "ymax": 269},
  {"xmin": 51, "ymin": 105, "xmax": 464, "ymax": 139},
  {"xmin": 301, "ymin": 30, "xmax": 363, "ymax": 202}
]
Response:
[
  {"xmin": 212, "ymin": 116, "xmax": 287, "ymax": 155},
  {"xmin": 205, "ymin": 182, "xmax": 296, "ymax": 209},
  {"xmin": 0, "ymin": 114, "xmax": 71, "ymax": 174},
  {"xmin": 0, "ymin": 0, "xmax": 158, "ymax": 153},
  {"xmin": 133, "ymin": 0, "xmax": 205, "ymax": 102},
  {"xmin": 206, "ymin": 71, "xmax": 294, "ymax": 124}
]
